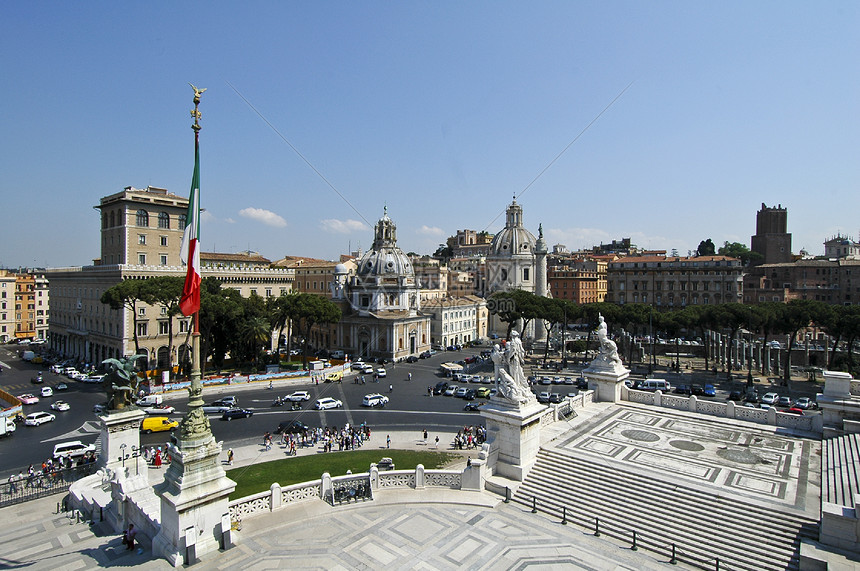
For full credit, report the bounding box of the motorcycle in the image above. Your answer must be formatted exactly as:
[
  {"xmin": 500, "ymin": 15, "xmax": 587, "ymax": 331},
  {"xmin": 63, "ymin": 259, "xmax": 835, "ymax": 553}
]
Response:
[{"xmin": 272, "ymin": 397, "xmax": 285, "ymax": 407}]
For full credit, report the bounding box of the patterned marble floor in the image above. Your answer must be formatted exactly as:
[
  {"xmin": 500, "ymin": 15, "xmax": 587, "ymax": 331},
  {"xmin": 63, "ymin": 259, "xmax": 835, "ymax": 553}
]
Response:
[{"xmin": 553, "ymin": 404, "xmax": 820, "ymax": 513}]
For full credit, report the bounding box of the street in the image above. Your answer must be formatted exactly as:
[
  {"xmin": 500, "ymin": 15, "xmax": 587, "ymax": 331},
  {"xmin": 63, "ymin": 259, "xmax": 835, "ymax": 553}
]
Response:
[{"xmin": 0, "ymin": 345, "xmax": 491, "ymax": 478}]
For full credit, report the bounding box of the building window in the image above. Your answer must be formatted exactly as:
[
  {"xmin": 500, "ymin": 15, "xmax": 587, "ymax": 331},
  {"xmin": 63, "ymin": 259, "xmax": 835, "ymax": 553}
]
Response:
[
  {"xmin": 159, "ymin": 321, "xmax": 169, "ymax": 335},
  {"xmin": 138, "ymin": 253, "xmax": 146, "ymax": 265},
  {"xmin": 138, "ymin": 307, "xmax": 146, "ymax": 316},
  {"xmin": 137, "ymin": 322, "xmax": 148, "ymax": 336},
  {"xmin": 136, "ymin": 210, "xmax": 149, "ymax": 227},
  {"xmin": 158, "ymin": 212, "xmax": 170, "ymax": 229},
  {"xmin": 179, "ymin": 320, "xmax": 189, "ymax": 333},
  {"xmin": 178, "ymin": 213, "xmax": 186, "ymax": 228},
  {"xmin": 265, "ymin": 288, "xmax": 272, "ymax": 297},
  {"xmin": 138, "ymin": 234, "xmax": 146, "ymax": 245},
  {"xmin": 523, "ymin": 268, "xmax": 530, "ymax": 281},
  {"xmin": 160, "ymin": 236, "xmax": 168, "ymax": 247},
  {"xmin": 160, "ymin": 255, "xmax": 168, "ymax": 266}
]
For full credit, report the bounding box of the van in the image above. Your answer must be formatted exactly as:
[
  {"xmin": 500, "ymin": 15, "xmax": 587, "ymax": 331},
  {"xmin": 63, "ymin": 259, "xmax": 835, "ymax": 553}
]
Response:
[
  {"xmin": 53, "ymin": 440, "xmax": 95, "ymax": 459},
  {"xmin": 141, "ymin": 416, "xmax": 179, "ymax": 434},
  {"xmin": 330, "ymin": 350, "xmax": 345, "ymax": 360},
  {"xmin": 638, "ymin": 379, "xmax": 671, "ymax": 392},
  {"xmin": 136, "ymin": 394, "xmax": 163, "ymax": 407}
]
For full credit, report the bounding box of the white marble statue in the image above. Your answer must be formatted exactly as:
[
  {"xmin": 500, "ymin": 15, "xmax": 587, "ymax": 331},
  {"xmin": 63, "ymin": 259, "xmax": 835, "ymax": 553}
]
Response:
[
  {"xmin": 593, "ymin": 313, "xmax": 623, "ymax": 369},
  {"xmin": 492, "ymin": 331, "xmax": 533, "ymax": 405}
]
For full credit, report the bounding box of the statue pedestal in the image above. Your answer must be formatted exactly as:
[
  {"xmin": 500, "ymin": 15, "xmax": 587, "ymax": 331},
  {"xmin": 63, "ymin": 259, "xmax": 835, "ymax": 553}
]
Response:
[
  {"xmin": 152, "ymin": 431, "xmax": 236, "ymax": 566},
  {"xmin": 98, "ymin": 408, "xmax": 146, "ymax": 472},
  {"xmin": 481, "ymin": 397, "xmax": 546, "ymax": 481},
  {"xmin": 583, "ymin": 363, "xmax": 630, "ymax": 403}
]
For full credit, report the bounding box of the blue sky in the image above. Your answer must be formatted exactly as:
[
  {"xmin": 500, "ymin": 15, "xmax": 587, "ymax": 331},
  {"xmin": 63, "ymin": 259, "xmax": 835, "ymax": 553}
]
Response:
[{"xmin": 2, "ymin": 2, "xmax": 858, "ymax": 268}]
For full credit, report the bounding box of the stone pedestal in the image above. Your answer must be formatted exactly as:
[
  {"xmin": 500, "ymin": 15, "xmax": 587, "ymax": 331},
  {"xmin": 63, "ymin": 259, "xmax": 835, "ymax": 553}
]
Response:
[
  {"xmin": 818, "ymin": 370, "xmax": 860, "ymax": 434},
  {"xmin": 582, "ymin": 364, "xmax": 630, "ymax": 403},
  {"xmin": 481, "ymin": 398, "xmax": 546, "ymax": 481},
  {"xmin": 98, "ymin": 407, "xmax": 146, "ymax": 472},
  {"xmin": 152, "ymin": 432, "xmax": 236, "ymax": 566}
]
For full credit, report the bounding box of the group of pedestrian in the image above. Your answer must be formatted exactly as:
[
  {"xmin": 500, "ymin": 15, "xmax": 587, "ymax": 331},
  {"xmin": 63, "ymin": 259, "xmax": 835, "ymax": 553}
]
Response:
[{"xmin": 453, "ymin": 425, "xmax": 485, "ymax": 450}]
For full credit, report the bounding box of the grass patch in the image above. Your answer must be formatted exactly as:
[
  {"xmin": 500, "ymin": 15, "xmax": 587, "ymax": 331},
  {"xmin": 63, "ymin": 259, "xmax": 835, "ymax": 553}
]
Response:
[{"xmin": 227, "ymin": 449, "xmax": 458, "ymax": 499}]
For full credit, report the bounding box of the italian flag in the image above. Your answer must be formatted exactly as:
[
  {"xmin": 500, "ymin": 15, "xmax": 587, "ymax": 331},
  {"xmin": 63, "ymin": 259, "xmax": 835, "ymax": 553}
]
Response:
[{"xmin": 179, "ymin": 137, "xmax": 201, "ymax": 316}]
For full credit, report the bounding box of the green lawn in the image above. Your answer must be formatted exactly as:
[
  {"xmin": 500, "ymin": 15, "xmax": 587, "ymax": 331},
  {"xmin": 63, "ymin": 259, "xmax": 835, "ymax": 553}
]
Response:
[{"xmin": 227, "ymin": 449, "xmax": 458, "ymax": 499}]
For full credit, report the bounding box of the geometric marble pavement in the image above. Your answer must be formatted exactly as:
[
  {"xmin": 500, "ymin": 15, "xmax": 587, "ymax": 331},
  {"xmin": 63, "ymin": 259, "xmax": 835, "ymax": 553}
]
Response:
[{"xmin": 554, "ymin": 405, "xmax": 820, "ymax": 513}]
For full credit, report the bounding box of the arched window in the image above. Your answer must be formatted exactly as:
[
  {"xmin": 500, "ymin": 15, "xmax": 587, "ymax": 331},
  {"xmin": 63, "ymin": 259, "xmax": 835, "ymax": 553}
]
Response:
[
  {"xmin": 109, "ymin": 211, "xmax": 115, "ymax": 227},
  {"xmin": 136, "ymin": 210, "xmax": 149, "ymax": 227},
  {"xmin": 178, "ymin": 213, "xmax": 186, "ymax": 228},
  {"xmin": 158, "ymin": 212, "xmax": 170, "ymax": 229}
]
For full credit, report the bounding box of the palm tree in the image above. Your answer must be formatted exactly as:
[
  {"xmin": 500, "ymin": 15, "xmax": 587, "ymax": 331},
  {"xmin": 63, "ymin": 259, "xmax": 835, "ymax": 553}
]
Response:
[{"xmin": 241, "ymin": 316, "xmax": 271, "ymax": 369}]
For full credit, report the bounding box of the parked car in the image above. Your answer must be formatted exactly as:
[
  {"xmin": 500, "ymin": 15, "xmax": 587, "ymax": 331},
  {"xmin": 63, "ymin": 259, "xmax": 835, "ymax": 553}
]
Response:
[
  {"xmin": 454, "ymin": 387, "xmax": 469, "ymax": 398},
  {"xmin": 674, "ymin": 384, "xmax": 690, "ymax": 395},
  {"xmin": 703, "ymin": 384, "xmax": 716, "ymax": 397},
  {"xmin": 744, "ymin": 390, "xmax": 760, "ymax": 403},
  {"xmin": 538, "ymin": 391, "xmax": 551, "ymax": 404},
  {"xmin": 728, "ymin": 390, "xmax": 743, "ymax": 401},
  {"xmin": 443, "ymin": 385, "xmax": 459, "ymax": 397},
  {"xmin": 784, "ymin": 407, "xmax": 804, "ymax": 415},
  {"xmin": 475, "ymin": 387, "xmax": 491, "ymax": 399},
  {"xmin": 222, "ymin": 408, "xmax": 254, "ymax": 421},
  {"xmin": 362, "ymin": 394, "xmax": 389, "ymax": 407},
  {"xmin": 50, "ymin": 400, "xmax": 70, "ymax": 411},
  {"xmin": 405, "ymin": 355, "xmax": 419, "ymax": 363},
  {"xmin": 287, "ymin": 391, "xmax": 311, "ymax": 402},
  {"xmin": 576, "ymin": 377, "xmax": 589, "ymax": 389},
  {"xmin": 549, "ymin": 393, "xmax": 562, "ymax": 404},
  {"xmin": 761, "ymin": 392, "xmax": 780, "ymax": 405},
  {"xmin": 24, "ymin": 412, "xmax": 56, "ymax": 426},
  {"xmin": 690, "ymin": 384, "xmax": 704, "ymax": 396},
  {"xmin": 794, "ymin": 397, "xmax": 813, "ymax": 410},
  {"xmin": 277, "ymin": 420, "xmax": 309, "ymax": 434},
  {"xmin": 777, "ymin": 396, "xmax": 793, "ymax": 408},
  {"xmin": 19, "ymin": 394, "xmax": 39, "ymax": 405},
  {"xmin": 433, "ymin": 381, "xmax": 449, "ymax": 395},
  {"xmin": 314, "ymin": 397, "xmax": 342, "ymax": 410},
  {"xmin": 463, "ymin": 389, "xmax": 476, "ymax": 400}
]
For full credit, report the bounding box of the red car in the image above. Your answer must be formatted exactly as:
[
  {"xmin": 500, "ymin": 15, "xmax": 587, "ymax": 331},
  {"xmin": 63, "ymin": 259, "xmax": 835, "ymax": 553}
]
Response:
[{"xmin": 784, "ymin": 407, "xmax": 804, "ymax": 415}]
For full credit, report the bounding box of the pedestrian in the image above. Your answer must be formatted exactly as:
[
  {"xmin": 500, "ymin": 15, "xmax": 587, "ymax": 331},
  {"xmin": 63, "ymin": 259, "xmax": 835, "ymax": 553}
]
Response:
[
  {"xmin": 428, "ymin": 386, "xmax": 432, "ymax": 397},
  {"xmin": 408, "ymin": 372, "xmax": 412, "ymax": 381},
  {"xmin": 7, "ymin": 474, "xmax": 17, "ymax": 495},
  {"xmin": 227, "ymin": 449, "xmax": 234, "ymax": 466},
  {"xmin": 434, "ymin": 435, "xmax": 439, "ymax": 449},
  {"xmin": 125, "ymin": 523, "xmax": 137, "ymax": 551},
  {"xmin": 389, "ymin": 384, "xmax": 393, "ymax": 393},
  {"xmin": 423, "ymin": 429, "xmax": 428, "ymax": 443},
  {"xmin": 386, "ymin": 435, "xmax": 391, "ymax": 449},
  {"xmin": 154, "ymin": 449, "xmax": 162, "ymax": 469}
]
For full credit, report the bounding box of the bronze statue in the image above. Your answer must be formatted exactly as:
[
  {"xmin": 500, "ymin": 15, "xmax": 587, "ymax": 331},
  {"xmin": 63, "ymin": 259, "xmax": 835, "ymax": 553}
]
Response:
[{"xmin": 101, "ymin": 356, "xmax": 141, "ymax": 410}]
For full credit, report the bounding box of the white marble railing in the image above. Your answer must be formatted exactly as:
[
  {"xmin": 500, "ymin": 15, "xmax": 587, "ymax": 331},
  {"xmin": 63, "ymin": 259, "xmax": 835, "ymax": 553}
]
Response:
[
  {"xmin": 850, "ymin": 380, "xmax": 860, "ymax": 397},
  {"xmin": 229, "ymin": 465, "xmax": 470, "ymax": 523},
  {"xmin": 623, "ymin": 388, "xmax": 822, "ymax": 434}
]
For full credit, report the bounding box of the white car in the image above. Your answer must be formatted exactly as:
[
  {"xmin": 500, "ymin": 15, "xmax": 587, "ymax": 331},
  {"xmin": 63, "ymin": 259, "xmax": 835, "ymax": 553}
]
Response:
[
  {"xmin": 761, "ymin": 392, "xmax": 780, "ymax": 405},
  {"xmin": 19, "ymin": 393, "xmax": 39, "ymax": 405},
  {"xmin": 25, "ymin": 412, "xmax": 56, "ymax": 426},
  {"xmin": 362, "ymin": 393, "xmax": 389, "ymax": 407},
  {"xmin": 287, "ymin": 391, "xmax": 311, "ymax": 402},
  {"xmin": 443, "ymin": 385, "xmax": 459, "ymax": 396},
  {"xmin": 50, "ymin": 400, "xmax": 71, "ymax": 411},
  {"xmin": 144, "ymin": 404, "xmax": 176, "ymax": 415},
  {"xmin": 351, "ymin": 361, "xmax": 367, "ymax": 371},
  {"xmin": 314, "ymin": 397, "xmax": 343, "ymax": 410},
  {"xmin": 376, "ymin": 368, "xmax": 387, "ymax": 378},
  {"xmin": 454, "ymin": 387, "xmax": 469, "ymax": 398},
  {"xmin": 41, "ymin": 387, "xmax": 54, "ymax": 398},
  {"xmin": 359, "ymin": 364, "xmax": 375, "ymax": 374}
]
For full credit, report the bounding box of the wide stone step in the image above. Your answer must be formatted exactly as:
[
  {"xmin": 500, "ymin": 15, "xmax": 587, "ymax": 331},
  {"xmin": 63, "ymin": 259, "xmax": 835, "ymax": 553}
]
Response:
[
  {"xmin": 538, "ymin": 448, "xmax": 813, "ymax": 532},
  {"xmin": 518, "ymin": 469, "xmax": 798, "ymax": 571},
  {"xmin": 513, "ymin": 449, "xmax": 816, "ymax": 571}
]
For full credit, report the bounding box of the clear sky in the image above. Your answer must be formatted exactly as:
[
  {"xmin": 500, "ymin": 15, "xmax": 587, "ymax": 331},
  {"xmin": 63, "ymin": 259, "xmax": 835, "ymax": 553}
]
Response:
[{"xmin": 2, "ymin": 2, "xmax": 858, "ymax": 269}]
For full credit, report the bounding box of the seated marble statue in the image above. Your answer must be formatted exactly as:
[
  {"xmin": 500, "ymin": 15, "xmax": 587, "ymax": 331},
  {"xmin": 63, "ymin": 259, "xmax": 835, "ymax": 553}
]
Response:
[{"xmin": 595, "ymin": 314, "xmax": 623, "ymax": 367}]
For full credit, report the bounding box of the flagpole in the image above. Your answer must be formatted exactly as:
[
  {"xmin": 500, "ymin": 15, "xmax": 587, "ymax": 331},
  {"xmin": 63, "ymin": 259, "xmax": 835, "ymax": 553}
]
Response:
[{"xmin": 180, "ymin": 85, "xmax": 209, "ymax": 442}]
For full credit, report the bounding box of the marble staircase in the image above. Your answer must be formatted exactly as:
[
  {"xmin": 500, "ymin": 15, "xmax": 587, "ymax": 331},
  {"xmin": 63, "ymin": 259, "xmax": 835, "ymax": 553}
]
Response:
[{"xmin": 513, "ymin": 448, "xmax": 818, "ymax": 571}]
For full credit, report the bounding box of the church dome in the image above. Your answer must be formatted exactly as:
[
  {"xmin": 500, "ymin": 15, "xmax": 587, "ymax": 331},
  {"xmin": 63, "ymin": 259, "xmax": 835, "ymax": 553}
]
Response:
[
  {"xmin": 334, "ymin": 263, "xmax": 348, "ymax": 275},
  {"xmin": 489, "ymin": 199, "xmax": 536, "ymax": 258},
  {"xmin": 356, "ymin": 208, "xmax": 414, "ymax": 279}
]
